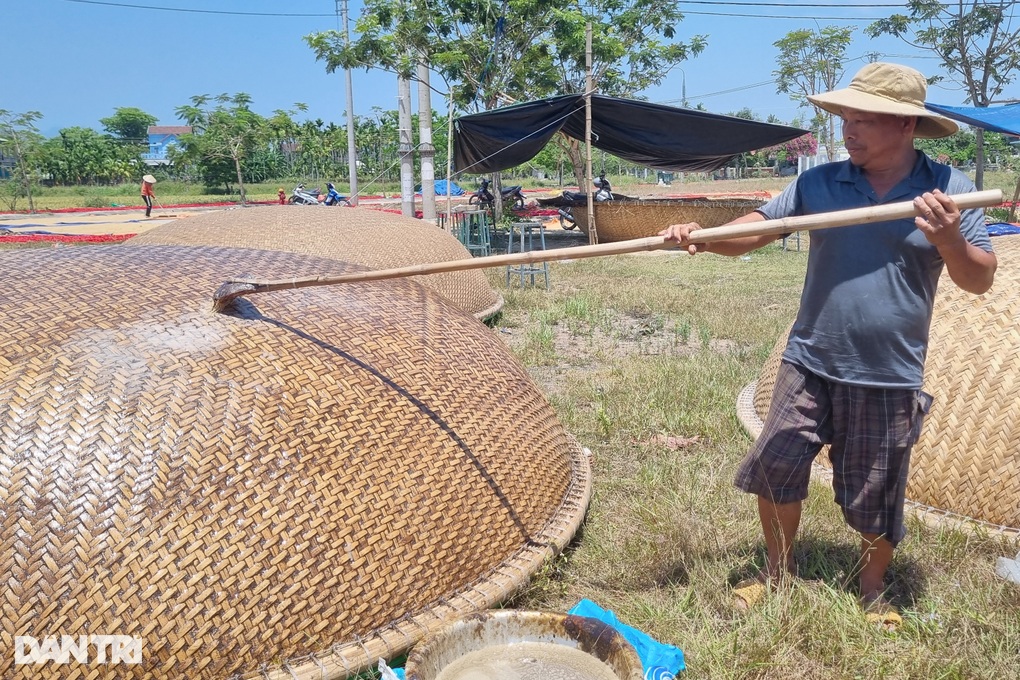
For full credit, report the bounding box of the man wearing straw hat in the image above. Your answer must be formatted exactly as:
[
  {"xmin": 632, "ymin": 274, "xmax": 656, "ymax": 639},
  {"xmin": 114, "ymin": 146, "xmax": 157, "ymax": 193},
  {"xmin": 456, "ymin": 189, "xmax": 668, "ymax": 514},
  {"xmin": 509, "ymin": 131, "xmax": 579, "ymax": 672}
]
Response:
[
  {"xmin": 662, "ymin": 62, "xmax": 997, "ymax": 628},
  {"xmin": 141, "ymin": 174, "xmax": 157, "ymax": 218}
]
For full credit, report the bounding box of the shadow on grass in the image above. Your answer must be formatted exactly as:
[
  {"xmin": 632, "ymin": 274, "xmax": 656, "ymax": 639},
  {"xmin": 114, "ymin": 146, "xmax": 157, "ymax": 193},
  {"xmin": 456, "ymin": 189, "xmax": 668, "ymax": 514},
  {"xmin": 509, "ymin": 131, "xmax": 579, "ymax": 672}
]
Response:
[{"xmin": 656, "ymin": 534, "xmax": 927, "ymax": 609}]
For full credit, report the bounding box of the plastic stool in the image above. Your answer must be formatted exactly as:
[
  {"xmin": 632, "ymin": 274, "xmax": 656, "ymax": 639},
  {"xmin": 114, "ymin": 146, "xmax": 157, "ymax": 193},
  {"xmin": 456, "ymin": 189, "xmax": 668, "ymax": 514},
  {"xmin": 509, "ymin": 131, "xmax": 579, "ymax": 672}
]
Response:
[
  {"xmin": 505, "ymin": 221, "xmax": 550, "ymax": 289},
  {"xmin": 460, "ymin": 209, "xmax": 492, "ymax": 257}
]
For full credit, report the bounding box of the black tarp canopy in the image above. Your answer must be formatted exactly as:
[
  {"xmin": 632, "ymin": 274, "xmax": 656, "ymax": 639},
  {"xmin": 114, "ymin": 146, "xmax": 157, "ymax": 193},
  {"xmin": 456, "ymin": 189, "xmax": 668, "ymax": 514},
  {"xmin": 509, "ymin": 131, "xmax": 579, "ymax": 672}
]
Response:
[{"xmin": 453, "ymin": 94, "xmax": 808, "ymax": 175}]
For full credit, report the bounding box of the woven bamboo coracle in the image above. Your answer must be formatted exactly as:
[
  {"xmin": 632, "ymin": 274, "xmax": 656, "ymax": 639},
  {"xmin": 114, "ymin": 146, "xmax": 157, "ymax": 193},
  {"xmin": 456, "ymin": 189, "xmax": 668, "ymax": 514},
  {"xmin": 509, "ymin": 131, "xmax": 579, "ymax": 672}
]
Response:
[
  {"xmin": 739, "ymin": 234, "xmax": 1020, "ymax": 535},
  {"xmin": 0, "ymin": 245, "xmax": 591, "ymax": 679},
  {"xmin": 575, "ymin": 197, "xmax": 765, "ymax": 243},
  {"xmin": 126, "ymin": 205, "xmax": 503, "ymax": 320}
]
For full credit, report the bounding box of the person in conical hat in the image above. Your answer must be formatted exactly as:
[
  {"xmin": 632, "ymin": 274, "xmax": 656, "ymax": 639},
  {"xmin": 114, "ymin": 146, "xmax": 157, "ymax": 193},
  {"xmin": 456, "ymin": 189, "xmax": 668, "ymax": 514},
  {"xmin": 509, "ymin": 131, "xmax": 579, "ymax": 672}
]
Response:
[
  {"xmin": 141, "ymin": 174, "xmax": 157, "ymax": 218},
  {"xmin": 660, "ymin": 62, "xmax": 997, "ymax": 628}
]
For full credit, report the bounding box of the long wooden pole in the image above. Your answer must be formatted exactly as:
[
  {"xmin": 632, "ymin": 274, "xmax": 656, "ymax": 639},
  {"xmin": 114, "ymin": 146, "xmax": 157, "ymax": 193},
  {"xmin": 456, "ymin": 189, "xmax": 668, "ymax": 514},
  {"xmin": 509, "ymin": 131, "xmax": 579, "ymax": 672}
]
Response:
[
  {"xmin": 584, "ymin": 23, "xmax": 597, "ymax": 245},
  {"xmin": 212, "ymin": 189, "xmax": 1003, "ymax": 311}
]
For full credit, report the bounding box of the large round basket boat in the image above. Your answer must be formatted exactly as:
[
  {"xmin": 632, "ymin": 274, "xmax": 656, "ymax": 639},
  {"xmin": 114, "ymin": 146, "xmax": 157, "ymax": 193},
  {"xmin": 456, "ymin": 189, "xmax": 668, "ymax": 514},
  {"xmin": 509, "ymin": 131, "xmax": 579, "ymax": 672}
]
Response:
[
  {"xmin": 574, "ymin": 196, "xmax": 766, "ymax": 243},
  {"xmin": 737, "ymin": 233, "xmax": 1020, "ymax": 536},
  {"xmin": 0, "ymin": 245, "xmax": 591, "ymax": 679},
  {"xmin": 127, "ymin": 205, "xmax": 504, "ymax": 321}
]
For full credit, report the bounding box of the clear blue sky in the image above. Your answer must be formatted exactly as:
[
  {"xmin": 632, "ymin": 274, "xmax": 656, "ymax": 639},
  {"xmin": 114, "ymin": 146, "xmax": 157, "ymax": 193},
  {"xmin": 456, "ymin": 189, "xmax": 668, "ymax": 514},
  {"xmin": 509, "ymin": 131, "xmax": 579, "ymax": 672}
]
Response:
[{"xmin": 9, "ymin": 0, "xmax": 1017, "ymax": 138}]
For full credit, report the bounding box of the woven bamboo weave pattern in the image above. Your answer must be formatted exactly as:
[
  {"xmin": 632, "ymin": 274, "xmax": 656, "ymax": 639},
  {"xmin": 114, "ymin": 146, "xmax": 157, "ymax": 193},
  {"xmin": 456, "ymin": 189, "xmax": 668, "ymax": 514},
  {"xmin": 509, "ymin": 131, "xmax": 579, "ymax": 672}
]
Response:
[
  {"xmin": 0, "ymin": 245, "xmax": 590, "ymax": 679},
  {"xmin": 749, "ymin": 235, "xmax": 1020, "ymax": 532},
  {"xmin": 574, "ymin": 198, "xmax": 765, "ymax": 242},
  {"xmin": 126, "ymin": 205, "xmax": 503, "ymax": 320}
]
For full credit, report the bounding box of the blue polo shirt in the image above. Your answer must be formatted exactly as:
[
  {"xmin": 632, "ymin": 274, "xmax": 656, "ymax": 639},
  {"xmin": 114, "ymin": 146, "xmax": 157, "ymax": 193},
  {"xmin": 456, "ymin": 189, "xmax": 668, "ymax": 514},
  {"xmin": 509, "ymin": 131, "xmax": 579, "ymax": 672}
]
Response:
[{"xmin": 760, "ymin": 152, "xmax": 993, "ymax": 389}]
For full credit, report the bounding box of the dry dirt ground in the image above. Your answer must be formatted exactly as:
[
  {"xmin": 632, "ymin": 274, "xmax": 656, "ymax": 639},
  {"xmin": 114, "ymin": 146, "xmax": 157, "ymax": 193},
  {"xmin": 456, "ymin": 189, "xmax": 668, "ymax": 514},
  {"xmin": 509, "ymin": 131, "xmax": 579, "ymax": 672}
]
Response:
[
  {"xmin": 0, "ymin": 207, "xmax": 213, "ymax": 237},
  {"xmin": 0, "ymin": 178, "xmax": 791, "ymax": 237}
]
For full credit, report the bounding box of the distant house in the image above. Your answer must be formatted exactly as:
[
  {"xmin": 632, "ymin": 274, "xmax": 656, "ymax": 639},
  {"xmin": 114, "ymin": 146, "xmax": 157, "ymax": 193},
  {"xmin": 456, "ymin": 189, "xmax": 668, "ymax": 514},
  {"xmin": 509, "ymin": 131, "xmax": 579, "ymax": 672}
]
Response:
[
  {"xmin": 143, "ymin": 125, "xmax": 192, "ymax": 166},
  {"xmin": 0, "ymin": 150, "xmax": 15, "ymax": 179}
]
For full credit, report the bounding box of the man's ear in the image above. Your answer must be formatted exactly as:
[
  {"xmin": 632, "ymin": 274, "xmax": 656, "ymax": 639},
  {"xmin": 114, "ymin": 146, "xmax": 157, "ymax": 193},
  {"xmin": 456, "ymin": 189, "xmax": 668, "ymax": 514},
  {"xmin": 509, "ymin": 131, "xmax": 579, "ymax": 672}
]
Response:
[{"xmin": 903, "ymin": 116, "xmax": 919, "ymax": 137}]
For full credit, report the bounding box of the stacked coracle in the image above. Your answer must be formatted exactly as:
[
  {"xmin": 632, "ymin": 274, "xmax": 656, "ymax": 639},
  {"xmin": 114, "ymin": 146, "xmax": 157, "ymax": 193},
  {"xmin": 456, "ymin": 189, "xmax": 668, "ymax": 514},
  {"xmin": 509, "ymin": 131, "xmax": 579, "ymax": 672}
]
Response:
[
  {"xmin": 0, "ymin": 243, "xmax": 590, "ymax": 679},
  {"xmin": 575, "ymin": 197, "xmax": 766, "ymax": 243},
  {"xmin": 127, "ymin": 205, "xmax": 503, "ymax": 320}
]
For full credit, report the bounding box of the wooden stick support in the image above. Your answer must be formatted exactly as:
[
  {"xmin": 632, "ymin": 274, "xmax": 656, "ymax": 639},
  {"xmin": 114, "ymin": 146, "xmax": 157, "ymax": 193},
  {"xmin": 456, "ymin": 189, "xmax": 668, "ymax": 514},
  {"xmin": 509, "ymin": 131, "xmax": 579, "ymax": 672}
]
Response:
[{"xmin": 213, "ymin": 189, "xmax": 1003, "ymax": 311}]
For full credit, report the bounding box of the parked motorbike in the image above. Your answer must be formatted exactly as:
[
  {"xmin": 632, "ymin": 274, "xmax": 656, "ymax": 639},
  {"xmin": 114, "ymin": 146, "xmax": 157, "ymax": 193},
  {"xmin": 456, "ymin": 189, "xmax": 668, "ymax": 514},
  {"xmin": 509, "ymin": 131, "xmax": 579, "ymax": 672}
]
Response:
[
  {"xmin": 468, "ymin": 178, "xmax": 526, "ymax": 210},
  {"xmin": 323, "ymin": 182, "xmax": 352, "ymax": 207},
  {"xmin": 289, "ymin": 183, "xmax": 323, "ymax": 206},
  {"xmin": 593, "ymin": 173, "xmax": 614, "ymax": 202},
  {"xmin": 556, "ymin": 175, "xmax": 613, "ymax": 229}
]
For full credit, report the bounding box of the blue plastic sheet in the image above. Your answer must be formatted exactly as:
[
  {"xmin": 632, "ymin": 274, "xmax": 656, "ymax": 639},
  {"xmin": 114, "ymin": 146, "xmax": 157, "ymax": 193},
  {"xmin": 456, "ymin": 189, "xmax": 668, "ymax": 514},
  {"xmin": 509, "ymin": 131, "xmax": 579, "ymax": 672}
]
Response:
[
  {"xmin": 569, "ymin": 599, "xmax": 685, "ymax": 679},
  {"xmin": 418, "ymin": 179, "xmax": 465, "ymax": 196},
  {"xmin": 987, "ymin": 222, "xmax": 1020, "ymax": 236},
  {"xmin": 925, "ymin": 102, "xmax": 1020, "ymax": 136}
]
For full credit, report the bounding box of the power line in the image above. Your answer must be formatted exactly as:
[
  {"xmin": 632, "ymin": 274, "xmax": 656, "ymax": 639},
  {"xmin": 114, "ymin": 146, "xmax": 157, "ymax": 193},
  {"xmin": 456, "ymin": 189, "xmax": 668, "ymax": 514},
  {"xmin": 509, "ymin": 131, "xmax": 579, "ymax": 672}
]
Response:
[
  {"xmin": 58, "ymin": 0, "xmax": 948, "ymax": 22},
  {"xmin": 675, "ymin": 84, "xmax": 792, "ymax": 108},
  {"xmin": 681, "ymin": 10, "xmax": 886, "ymax": 20},
  {"xmin": 655, "ymin": 51, "xmax": 943, "ymax": 106},
  {"xmin": 681, "ymin": 1, "xmax": 919, "ymax": 5},
  {"xmin": 60, "ymin": 0, "xmax": 333, "ymax": 17}
]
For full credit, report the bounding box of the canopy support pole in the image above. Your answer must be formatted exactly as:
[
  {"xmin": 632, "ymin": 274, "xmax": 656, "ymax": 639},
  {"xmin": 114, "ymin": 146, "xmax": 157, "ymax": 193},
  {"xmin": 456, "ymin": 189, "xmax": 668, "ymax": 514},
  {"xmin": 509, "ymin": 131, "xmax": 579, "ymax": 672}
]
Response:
[
  {"xmin": 585, "ymin": 23, "xmax": 597, "ymax": 244},
  {"xmin": 1009, "ymin": 174, "xmax": 1020, "ymax": 224},
  {"xmin": 446, "ymin": 93, "xmax": 455, "ymax": 231}
]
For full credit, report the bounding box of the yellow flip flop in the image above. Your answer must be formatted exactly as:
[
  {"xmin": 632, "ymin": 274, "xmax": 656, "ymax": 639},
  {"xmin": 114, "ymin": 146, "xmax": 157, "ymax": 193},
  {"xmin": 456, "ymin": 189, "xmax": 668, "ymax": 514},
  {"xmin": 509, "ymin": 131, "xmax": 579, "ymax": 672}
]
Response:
[
  {"xmin": 862, "ymin": 598, "xmax": 902, "ymax": 632},
  {"xmin": 732, "ymin": 579, "xmax": 768, "ymax": 610}
]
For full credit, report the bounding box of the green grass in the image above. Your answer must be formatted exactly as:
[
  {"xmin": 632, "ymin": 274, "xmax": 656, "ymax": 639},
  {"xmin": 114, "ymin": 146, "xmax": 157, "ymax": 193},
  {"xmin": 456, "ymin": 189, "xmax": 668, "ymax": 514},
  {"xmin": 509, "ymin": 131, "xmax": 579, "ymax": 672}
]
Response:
[
  {"xmin": 5, "ymin": 181, "xmax": 291, "ymax": 211},
  {"xmin": 486, "ymin": 244, "xmax": 1020, "ymax": 679}
]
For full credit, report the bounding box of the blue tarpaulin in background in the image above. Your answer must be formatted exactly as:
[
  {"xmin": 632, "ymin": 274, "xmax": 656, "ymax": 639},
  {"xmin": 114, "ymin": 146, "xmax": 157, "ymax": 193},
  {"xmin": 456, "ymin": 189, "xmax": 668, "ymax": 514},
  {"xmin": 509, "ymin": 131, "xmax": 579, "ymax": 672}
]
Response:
[
  {"xmin": 988, "ymin": 223, "xmax": 1020, "ymax": 236},
  {"xmin": 417, "ymin": 179, "xmax": 465, "ymax": 196},
  {"xmin": 925, "ymin": 102, "xmax": 1020, "ymax": 136},
  {"xmin": 569, "ymin": 599, "xmax": 685, "ymax": 679}
]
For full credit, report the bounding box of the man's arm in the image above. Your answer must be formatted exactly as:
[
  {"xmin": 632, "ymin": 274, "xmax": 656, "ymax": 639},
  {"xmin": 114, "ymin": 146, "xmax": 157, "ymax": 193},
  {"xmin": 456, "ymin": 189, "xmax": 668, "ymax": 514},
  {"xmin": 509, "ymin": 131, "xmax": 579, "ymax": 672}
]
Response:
[
  {"xmin": 915, "ymin": 189, "xmax": 997, "ymax": 294},
  {"xmin": 935, "ymin": 238, "xmax": 997, "ymax": 294},
  {"xmin": 659, "ymin": 210, "xmax": 781, "ymax": 256}
]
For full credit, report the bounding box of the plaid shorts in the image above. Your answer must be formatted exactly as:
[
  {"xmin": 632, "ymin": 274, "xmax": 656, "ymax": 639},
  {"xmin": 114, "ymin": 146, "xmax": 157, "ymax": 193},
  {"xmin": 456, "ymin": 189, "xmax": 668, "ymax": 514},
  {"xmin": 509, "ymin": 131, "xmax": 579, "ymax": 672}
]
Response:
[{"xmin": 735, "ymin": 360, "xmax": 932, "ymax": 545}]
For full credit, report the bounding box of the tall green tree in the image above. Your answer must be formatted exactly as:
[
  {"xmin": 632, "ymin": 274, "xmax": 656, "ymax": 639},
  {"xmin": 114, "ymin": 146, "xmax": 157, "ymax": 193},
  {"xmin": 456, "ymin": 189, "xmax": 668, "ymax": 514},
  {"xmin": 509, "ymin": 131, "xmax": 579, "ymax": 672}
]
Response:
[
  {"xmin": 100, "ymin": 107, "xmax": 158, "ymax": 145},
  {"xmin": 773, "ymin": 26, "xmax": 855, "ymax": 162},
  {"xmin": 353, "ymin": 107, "xmax": 399, "ymax": 180},
  {"xmin": 175, "ymin": 93, "xmax": 267, "ymax": 202},
  {"xmin": 305, "ymin": 0, "xmax": 705, "ymax": 187},
  {"xmin": 544, "ymin": 1, "xmax": 707, "ymax": 186},
  {"xmin": 37, "ymin": 127, "xmax": 134, "ymax": 185},
  {"xmin": 867, "ymin": 0, "xmax": 1020, "ymax": 187},
  {"xmin": 0, "ymin": 109, "xmax": 42, "ymax": 212}
]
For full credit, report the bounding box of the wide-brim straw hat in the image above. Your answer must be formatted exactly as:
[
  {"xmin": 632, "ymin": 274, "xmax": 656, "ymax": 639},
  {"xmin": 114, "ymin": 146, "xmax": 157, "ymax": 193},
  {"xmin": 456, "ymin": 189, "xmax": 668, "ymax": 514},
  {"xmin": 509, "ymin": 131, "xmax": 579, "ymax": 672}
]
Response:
[
  {"xmin": 142, "ymin": 174, "xmax": 157, "ymax": 183},
  {"xmin": 807, "ymin": 62, "xmax": 958, "ymax": 139}
]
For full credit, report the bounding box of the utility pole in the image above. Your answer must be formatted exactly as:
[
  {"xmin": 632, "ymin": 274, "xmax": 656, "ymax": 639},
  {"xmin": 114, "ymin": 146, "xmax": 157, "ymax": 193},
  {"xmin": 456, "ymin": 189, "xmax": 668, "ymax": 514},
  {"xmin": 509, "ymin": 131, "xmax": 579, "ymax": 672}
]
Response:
[
  {"xmin": 398, "ymin": 69, "xmax": 415, "ymax": 217},
  {"xmin": 445, "ymin": 95, "xmax": 455, "ymax": 230},
  {"xmin": 417, "ymin": 62, "xmax": 436, "ymax": 222},
  {"xmin": 336, "ymin": 0, "xmax": 358, "ymax": 205}
]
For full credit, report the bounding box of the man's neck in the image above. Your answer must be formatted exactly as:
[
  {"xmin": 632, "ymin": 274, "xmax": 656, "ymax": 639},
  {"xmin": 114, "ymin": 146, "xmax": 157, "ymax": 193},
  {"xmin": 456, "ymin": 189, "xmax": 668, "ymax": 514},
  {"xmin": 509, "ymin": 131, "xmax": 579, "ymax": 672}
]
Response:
[{"xmin": 862, "ymin": 148, "xmax": 917, "ymax": 199}]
